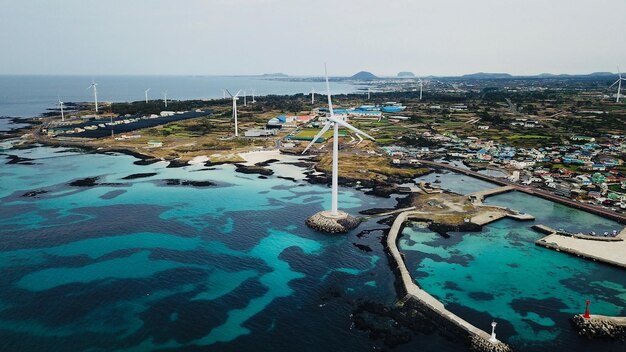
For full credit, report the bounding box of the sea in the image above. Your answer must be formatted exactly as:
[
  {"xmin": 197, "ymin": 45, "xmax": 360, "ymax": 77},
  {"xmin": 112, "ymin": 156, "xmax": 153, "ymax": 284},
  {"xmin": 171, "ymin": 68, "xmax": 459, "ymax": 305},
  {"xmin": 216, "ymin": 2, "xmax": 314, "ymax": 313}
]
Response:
[
  {"xmin": 0, "ymin": 78, "xmax": 625, "ymax": 351},
  {"xmin": 0, "ymin": 75, "xmax": 361, "ymax": 130}
]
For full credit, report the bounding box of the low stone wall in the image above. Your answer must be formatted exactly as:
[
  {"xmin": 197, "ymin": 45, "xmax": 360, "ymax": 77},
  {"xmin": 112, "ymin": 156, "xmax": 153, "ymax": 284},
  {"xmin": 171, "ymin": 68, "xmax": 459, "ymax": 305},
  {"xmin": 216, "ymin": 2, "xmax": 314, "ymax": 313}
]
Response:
[{"xmin": 570, "ymin": 314, "xmax": 626, "ymax": 341}]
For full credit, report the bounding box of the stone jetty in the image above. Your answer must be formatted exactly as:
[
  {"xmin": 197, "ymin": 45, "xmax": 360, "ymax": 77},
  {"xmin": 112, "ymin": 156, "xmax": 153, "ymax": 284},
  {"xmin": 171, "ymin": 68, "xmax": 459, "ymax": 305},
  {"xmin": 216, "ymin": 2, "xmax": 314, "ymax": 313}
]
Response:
[
  {"xmin": 571, "ymin": 314, "xmax": 626, "ymax": 340},
  {"xmin": 385, "ymin": 211, "xmax": 513, "ymax": 352}
]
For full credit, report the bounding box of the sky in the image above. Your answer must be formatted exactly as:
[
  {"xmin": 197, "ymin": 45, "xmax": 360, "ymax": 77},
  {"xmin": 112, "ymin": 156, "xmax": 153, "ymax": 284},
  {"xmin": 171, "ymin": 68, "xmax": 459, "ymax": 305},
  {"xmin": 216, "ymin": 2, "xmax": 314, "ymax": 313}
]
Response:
[{"xmin": 1, "ymin": 0, "xmax": 625, "ymax": 77}]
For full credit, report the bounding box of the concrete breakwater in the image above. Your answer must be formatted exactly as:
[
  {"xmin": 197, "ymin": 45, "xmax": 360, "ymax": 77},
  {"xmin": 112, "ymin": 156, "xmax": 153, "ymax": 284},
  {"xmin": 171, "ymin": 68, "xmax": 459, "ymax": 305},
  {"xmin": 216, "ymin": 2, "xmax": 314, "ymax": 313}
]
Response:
[
  {"xmin": 385, "ymin": 211, "xmax": 512, "ymax": 352},
  {"xmin": 533, "ymin": 224, "xmax": 626, "ymax": 269},
  {"xmin": 570, "ymin": 314, "xmax": 626, "ymax": 340}
]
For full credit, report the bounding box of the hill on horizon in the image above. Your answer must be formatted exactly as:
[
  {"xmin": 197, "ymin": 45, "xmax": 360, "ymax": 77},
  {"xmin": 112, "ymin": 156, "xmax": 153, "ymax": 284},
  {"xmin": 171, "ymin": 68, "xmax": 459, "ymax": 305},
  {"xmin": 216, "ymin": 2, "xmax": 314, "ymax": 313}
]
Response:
[
  {"xmin": 351, "ymin": 71, "xmax": 378, "ymax": 80},
  {"xmin": 397, "ymin": 71, "xmax": 415, "ymax": 77}
]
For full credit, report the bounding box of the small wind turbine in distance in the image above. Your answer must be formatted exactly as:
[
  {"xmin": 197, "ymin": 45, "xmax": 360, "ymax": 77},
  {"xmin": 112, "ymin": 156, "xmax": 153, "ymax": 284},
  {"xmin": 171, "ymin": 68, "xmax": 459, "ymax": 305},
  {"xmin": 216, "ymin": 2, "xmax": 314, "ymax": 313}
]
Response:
[
  {"xmin": 226, "ymin": 89, "xmax": 242, "ymax": 137},
  {"xmin": 243, "ymin": 90, "xmax": 247, "ymax": 106},
  {"xmin": 609, "ymin": 66, "xmax": 625, "ymax": 103},
  {"xmin": 311, "ymin": 87, "xmax": 315, "ymax": 104},
  {"xmin": 417, "ymin": 77, "xmax": 423, "ymax": 100},
  {"xmin": 58, "ymin": 97, "xmax": 65, "ymax": 121},
  {"xmin": 251, "ymin": 89, "xmax": 256, "ymax": 103},
  {"xmin": 302, "ymin": 65, "xmax": 375, "ymax": 233},
  {"xmin": 162, "ymin": 91, "xmax": 168, "ymax": 107},
  {"xmin": 144, "ymin": 88, "xmax": 150, "ymax": 103},
  {"xmin": 87, "ymin": 79, "xmax": 98, "ymax": 113}
]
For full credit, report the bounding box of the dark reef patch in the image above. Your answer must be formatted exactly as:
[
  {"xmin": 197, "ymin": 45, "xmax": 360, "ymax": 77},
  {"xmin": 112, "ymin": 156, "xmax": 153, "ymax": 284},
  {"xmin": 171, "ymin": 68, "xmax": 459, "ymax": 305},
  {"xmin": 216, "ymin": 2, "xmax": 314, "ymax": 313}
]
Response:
[
  {"xmin": 5, "ymin": 154, "xmax": 37, "ymax": 165},
  {"xmin": 468, "ymin": 291, "xmax": 494, "ymax": 301},
  {"xmin": 21, "ymin": 190, "xmax": 48, "ymax": 198},
  {"xmin": 162, "ymin": 179, "xmax": 216, "ymax": 187},
  {"xmin": 69, "ymin": 177, "xmax": 100, "ymax": 187},
  {"xmin": 99, "ymin": 190, "xmax": 127, "ymax": 200},
  {"xmin": 121, "ymin": 172, "xmax": 158, "ymax": 180}
]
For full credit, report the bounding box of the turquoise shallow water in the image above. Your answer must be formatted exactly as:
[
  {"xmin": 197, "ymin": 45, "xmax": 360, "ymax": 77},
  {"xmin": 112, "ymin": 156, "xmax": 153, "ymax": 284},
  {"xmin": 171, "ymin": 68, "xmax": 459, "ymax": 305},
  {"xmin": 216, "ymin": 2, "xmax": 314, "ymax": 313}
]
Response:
[{"xmin": 400, "ymin": 190, "xmax": 626, "ymax": 351}]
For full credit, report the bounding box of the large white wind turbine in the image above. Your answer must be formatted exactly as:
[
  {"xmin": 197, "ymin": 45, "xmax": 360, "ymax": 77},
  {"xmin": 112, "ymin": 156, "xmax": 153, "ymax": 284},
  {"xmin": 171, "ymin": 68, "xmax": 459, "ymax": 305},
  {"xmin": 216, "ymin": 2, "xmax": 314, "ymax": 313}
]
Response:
[
  {"xmin": 417, "ymin": 77, "xmax": 423, "ymax": 100},
  {"xmin": 87, "ymin": 79, "xmax": 98, "ymax": 113},
  {"xmin": 610, "ymin": 66, "xmax": 625, "ymax": 103},
  {"xmin": 162, "ymin": 91, "xmax": 168, "ymax": 107},
  {"xmin": 226, "ymin": 89, "xmax": 242, "ymax": 137},
  {"xmin": 58, "ymin": 97, "xmax": 65, "ymax": 121},
  {"xmin": 302, "ymin": 66, "xmax": 375, "ymax": 216},
  {"xmin": 144, "ymin": 88, "xmax": 150, "ymax": 103}
]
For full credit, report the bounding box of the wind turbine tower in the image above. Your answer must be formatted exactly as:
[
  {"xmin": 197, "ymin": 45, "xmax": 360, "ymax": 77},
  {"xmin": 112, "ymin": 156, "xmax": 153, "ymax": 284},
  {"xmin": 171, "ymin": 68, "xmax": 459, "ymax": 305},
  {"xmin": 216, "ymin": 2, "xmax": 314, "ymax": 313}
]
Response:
[
  {"xmin": 417, "ymin": 77, "xmax": 423, "ymax": 100},
  {"xmin": 610, "ymin": 66, "xmax": 626, "ymax": 103},
  {"xmin": 162, "ymin": 91, "xmax": 168, "ymax": 107},
  {"xmin": 144, "ymin": 88, "xmax": 150, "ymax": 103},
  {"xmin": 87, "ymin": 79, "xmax": 99, "ymax": 113},
  {"xmin": 58, "ymin": 98, "xmax": 65, "ymax": 122},
  {"xmin": 251, "ymin": 89, "xmax": 256, "ymax": 103},
  {"xmin": 367, "ymin": 87, "xmax": 371, "ymax": 100},
  {"xmin": 311, "ymin": 87, "xmax": 315, "ymax": 104},
  {"xmin": 302, "ymin": 65, "xmax": 375, "ymax": 233},
  {"xmin": 226, "ymin": 89, "xmax": 242, "ymax": 137}
]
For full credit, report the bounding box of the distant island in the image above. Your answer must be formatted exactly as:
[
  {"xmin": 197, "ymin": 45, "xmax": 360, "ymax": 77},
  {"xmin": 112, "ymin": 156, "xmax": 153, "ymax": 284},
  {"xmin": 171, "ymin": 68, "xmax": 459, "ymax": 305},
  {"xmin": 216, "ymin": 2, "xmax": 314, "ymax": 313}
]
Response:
[
  {"xmin": 260, "ymin": 73, "xmax": 288, "ymax": 77},
  {"xmin": 397, "ymin": 71, "xmax": 415, "ymax": 78},
  {"xmin": 351, "ymin": 71, "xmax": 378, "ymax": 80},
  {"xmin": 462, "ymin": 72, "xmax": 513, "ymax": 79}
]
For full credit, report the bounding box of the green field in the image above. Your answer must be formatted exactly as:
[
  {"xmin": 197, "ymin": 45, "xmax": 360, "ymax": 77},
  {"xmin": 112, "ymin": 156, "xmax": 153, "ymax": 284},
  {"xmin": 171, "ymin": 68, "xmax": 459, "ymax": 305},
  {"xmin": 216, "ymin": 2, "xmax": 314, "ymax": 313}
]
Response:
[{"xmin": 289, "ymin": 129, "xmax": 340, "ymax": 141}]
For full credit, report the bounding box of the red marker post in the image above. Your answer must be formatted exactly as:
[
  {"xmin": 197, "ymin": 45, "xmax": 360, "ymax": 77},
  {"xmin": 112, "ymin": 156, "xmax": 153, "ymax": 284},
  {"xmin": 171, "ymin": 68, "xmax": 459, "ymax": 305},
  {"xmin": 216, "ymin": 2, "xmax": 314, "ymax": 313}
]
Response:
[{"xmin": 583, "ymin": 300, "xmax": 591, "ymax": 319}]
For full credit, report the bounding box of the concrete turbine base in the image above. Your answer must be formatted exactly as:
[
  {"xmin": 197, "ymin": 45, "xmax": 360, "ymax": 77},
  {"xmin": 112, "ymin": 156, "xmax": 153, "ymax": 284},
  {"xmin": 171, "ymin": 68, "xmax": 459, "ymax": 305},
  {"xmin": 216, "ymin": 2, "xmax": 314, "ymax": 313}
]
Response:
[{"xmin": 305, "ymin": 210, "xmax": 361, "ymax": 233}]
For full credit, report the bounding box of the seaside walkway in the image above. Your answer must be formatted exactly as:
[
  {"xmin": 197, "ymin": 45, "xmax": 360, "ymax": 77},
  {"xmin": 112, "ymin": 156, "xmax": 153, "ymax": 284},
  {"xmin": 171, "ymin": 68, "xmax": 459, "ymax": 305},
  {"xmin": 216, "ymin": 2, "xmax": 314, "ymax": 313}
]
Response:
[{"xmin": 386, "ymin": 211, "xmax": 511, "ymax": 351}]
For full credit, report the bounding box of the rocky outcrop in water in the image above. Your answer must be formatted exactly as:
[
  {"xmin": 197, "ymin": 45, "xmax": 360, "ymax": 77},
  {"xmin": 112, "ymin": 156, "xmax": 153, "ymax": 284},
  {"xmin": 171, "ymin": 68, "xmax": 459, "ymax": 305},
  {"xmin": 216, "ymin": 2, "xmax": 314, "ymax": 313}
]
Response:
[
  {"xmin": 469, "ymin": 335, "xmax": 512, "ymax": 352},
  {"xmin": 571, "ymin": 314, "xmax": 626, "ymax": 341},
  {"xmin": 234, "ymin": 164, "xmax": 274, "ymax": 176},
  {"xmin": 305, "ymin": 211, "xmax": 361, "ymax": 233}
]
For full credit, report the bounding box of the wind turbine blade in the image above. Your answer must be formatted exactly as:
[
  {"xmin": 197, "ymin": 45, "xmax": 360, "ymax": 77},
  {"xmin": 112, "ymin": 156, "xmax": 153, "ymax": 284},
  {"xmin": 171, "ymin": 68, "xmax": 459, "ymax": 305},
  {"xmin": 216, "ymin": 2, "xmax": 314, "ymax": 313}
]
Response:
[
  {"xmin": 324, "ymin": 64, "xmax": 334, "ymax": 116},
  {"xmin": 234, "ymin": 89, "xmax": 242, "ymax": 97},
  {"xmin": 618, "ymin": 66, "xmax": 621, "ymax": 79},
  {"xmin": 609, "ymin": 79, "xmax": 620, "ymax": 88},
  {"xmin": 331, "ymin": 118, "xmax": 376, "ymax": 141},
  {"xmin": 225, "ymin": 89, "xmax": 234, "ymax": 98},
  {"xmin": 302, "ymin": 122, "xmax": 332, "ymax": 154}
]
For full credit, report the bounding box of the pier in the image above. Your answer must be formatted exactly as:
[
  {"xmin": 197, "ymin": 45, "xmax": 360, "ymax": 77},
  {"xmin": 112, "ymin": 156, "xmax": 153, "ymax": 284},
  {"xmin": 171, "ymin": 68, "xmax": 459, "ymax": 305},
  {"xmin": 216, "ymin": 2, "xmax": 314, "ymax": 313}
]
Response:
[
  {"xmin": 533, "ymin": 224, "xmax": 626, "ymax": 269},
  {"xmin": 385, "ymin": 210, "xmax": 512, "ymax": 352},
  {"xmin": 468, "ymin": 185, "xmax": 515, "ymax": 203}
]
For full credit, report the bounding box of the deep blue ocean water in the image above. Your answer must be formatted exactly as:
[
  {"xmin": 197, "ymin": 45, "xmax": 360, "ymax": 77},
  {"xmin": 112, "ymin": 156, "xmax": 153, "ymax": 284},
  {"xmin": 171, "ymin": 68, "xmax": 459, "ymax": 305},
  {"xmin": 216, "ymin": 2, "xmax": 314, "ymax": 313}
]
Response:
[{"xmin": 0, "ymin": 75, "xmax": 359, "ymax": 129}]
